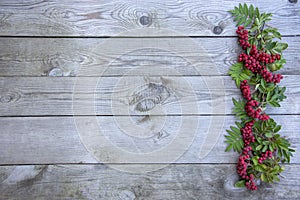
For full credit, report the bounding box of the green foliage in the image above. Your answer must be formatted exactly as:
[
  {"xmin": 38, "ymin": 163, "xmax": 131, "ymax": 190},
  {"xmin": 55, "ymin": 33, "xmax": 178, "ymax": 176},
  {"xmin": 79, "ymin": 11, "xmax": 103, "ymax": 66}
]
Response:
[
  {"xmin": 232, "ymin": 98, "xmax": 250, "ymax": 121},
  {"xmin": 274, "ymin": 136, "xmax": 295, "ymax": 163},
  {"xmin": 266, "ymin": 86, "xmax": 286, "ymax": 107},
  {"xmin": 234, "ymin": 180, "xmax": 246, "ymax": 188},
  {"xmin": 268, "ymin": 59, "xmax": 286, "ymax": 72},
  {"xmin": 249, "ymin": 77, "xmax": 287, "ymax": 107},
  {"xmin": 228, "ymin": 62, "xmax": 253, "ymax": 87},
  {"xmin": 225, "ymin": 122, "xmax": 244, "ymax": 153},
  {"xmin": 229, "ymin": 4, "xmax": 259, "ymax": 27}
]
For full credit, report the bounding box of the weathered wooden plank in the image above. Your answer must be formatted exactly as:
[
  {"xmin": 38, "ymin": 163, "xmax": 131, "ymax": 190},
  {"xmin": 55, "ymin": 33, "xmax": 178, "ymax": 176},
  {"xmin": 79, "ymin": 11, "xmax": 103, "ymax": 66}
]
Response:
[
  {"xmin": 0, "ymin": 115, "xmax": 298, "ymax": 164},
  {"xmin": 0, "ymin": 76, "xmax": 299, "ymax": 116},
  {"xmin": 0, "ymin": 37, "xmax": 298, "ymax": 76},
  {"xmin": 0, "ymin": 164, "xmax": 299, "ymax": 199},
  {"xmin": 0, "ymin": 0, "xmax": 299, "ymax": 36}
]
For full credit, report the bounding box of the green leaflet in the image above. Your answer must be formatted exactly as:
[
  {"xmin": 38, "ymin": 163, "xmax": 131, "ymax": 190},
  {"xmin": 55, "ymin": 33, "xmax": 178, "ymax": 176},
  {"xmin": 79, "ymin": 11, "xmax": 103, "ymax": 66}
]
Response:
[
  {"xmin": 229, "ymin": 4, "xmax": 259, "ymax": 27},
  {"xmin": 228, "ymin": 62, "xmax": 253, "ymax": 87},
  {"xmin": 225, "ymin": 124, "xmax": 244, "ymax": 153}
]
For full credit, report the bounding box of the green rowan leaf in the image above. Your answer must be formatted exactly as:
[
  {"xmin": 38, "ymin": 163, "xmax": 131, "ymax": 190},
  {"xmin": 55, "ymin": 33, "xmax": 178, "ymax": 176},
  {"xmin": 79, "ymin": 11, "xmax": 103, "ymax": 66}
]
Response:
[
  {"xmin": 228, "ymin": 62, "xmax": 253, "ymax": 87},
  {"xmin": 225, "ymin": 124, "xmax": 244, "ymax": 153},
  {"xmin": 235, "ymin": 180, "xmax": 246, "ymax": 188}
]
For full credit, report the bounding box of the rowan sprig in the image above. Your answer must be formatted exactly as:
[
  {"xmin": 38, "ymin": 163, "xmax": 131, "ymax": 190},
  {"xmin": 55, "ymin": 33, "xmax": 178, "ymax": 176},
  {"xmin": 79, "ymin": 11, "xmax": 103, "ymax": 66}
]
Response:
[{"xmin": 225, "ymin": 3, "xmax": 295, "ymax": 191}]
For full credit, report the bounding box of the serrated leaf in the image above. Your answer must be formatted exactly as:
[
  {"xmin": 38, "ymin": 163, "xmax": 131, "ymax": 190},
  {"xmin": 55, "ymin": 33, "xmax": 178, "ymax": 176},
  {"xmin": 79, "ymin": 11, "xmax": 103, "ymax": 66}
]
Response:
[
  {"xmin": 235, "ymin": 122, "xmax": 243, "ymax": 129},
  {"xmin": 256, "ymin": 145, "xmax": 263, "ymax": 151},
  {"xmin": 244, "ymin": 3, "xmax": 248, "ymax": 16},
  {"xmin": 244, "ymin": 18, "xmax": 252, "ymax": 27},
  {"xmin": 235, "ymin": 180, "xmax": 246, "ymax": 188},
  {"xmin": 225, "ymin": 125, "xmax": 244, "ymax": 153},
  {"xmin": 231, "ymin": 126, "xmax": 241, "ymax": 134},
  {"xmin": 252, "ymin": 156, "xmax": 258, "ymax": 165},
  {"xmin": 265, "ymin": 132, "xmax": 273, "ymax": 138},
  {"xmin": 276, "ymin": 43, "xmax": 288, "ymax": 51},
  {"xmin": 237, "ymin": 16, "xmax": 247, "ymax": 26},
  {"xmin": 274, "ymin": 125, "xmax": 281, "ymax": 133},
  {"xmin": 255, "ymin": 7, "xmax": 260, "ymax": 18},
  {"xmin": 239, "ymin": 3, "xmax": 243, "ymax": 13},
  {"xmin": 249, "ymin": 5, "xmax": 254, "ymax": 18},
  {"xmin": 262, "ymin": 145, "xmax": 268, "ymax": 152},
  {"xmin": 268, "ymin": 101, "xmax": 280, "ymax": 107},
  {"xmin": 225, "ymin": 144, "xmax": 233, "ymax": 152},
  {"xmin": 269, "ymin": 144, "xmax": 274, "ymax": 152},
  {"xmin": 265, "ymin": 42, "xmax": 277, "ymax": 51},
  {"xmin": 261, "ymin": 173, "xmax": 266, "ymax": 182},
  {"xmin": 228, "ymin": 62, "xmax": 253, "ymax": 87}
]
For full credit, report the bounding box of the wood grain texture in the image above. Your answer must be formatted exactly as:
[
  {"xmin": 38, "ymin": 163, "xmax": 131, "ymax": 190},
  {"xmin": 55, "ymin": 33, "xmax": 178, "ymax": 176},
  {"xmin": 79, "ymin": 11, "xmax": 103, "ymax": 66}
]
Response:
[
  {"xmin": 0, "ymin": 115, "xmax": 298, "ymax": 164},
  {"xmin": 0, "ymin": 37, "xmax": 299, "ymax": 77},
  {"xmin": 0, "ymin": 164, "xmax": 299, "ymax": 199},
  {"xmin": 0, "ymin": 76, "xmax": 299, "ymax": 116},
  {"xmin": 0, "ymin": 0, "xmax": 299, "ymax": 36}
]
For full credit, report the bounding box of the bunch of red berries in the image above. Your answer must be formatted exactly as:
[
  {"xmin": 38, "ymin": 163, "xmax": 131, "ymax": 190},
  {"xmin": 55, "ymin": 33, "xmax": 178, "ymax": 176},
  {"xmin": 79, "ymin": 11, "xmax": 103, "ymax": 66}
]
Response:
[
  {"xmin": 237, "ymin": 27, "xmax": 283, "ymax": 84},
  {"xmin": 237, "ymin": 152, "xmax": 257, "ymax": 190},
  {"xmin": 245, "ymin": 174, "xmax": 258, "ymax": 191},
  {"xmin": 239, "ymin": 52, "xmax": 283, "ymax": 84},
  {"xmin": 239, "ymin": 80, "xmax": 270, "ymax": 121},
  {"xmin": 245, "ymin": 99, "xmax": 270, "ymax": 121},
  {"xmin": 237, "ymin": 154, "xmax": 250, "ymax": 179},
  {"xmin": 236, "ymin": 26, "xmax": 251, "ymax": 49},
  {"xmin": 240, "ymin": 120, "xmax": 255, "ymax": 146},
  {"xmin": 258, "ymin": 150, "xmax": 273, "ymax": 164},
  {"xmin": 240, "ymin": 80, "xmax": 251, "ymax": 101},
  {"xmin": 260, "ymin": 69, "xmax": 283, "ymax": 83}
]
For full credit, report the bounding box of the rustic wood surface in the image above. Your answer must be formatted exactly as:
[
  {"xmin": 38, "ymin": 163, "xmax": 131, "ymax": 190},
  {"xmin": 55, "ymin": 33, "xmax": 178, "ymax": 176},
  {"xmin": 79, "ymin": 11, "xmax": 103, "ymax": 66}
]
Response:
[
  {"xmin": 0, "ymin": 76, "xmax": 299, "ymax": 116},
  {"xmin": 0, "ymin": 0, "xmax": 299, "ymax": 199},
  {"xmin": 0, "ymin": 115, "xmax": 299, "ymax": 164},
  {"xmin": 0, "ymin": 37, "xmax": 299, "ymax": 77},
  {"xmin": 0, "ymin": 0, "xmax": 299, "ymax": 36},
  {"xmin": 0, "ymin": 164, "xmax": 299, "ymax": 200}
]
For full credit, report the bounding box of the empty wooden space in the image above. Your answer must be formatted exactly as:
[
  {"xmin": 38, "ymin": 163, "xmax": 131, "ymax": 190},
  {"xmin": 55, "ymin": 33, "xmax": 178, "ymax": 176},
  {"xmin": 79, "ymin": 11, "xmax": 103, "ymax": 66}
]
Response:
[{"xmin": 0, "ymin": 0, "xmax": 299, "ymax": 199}]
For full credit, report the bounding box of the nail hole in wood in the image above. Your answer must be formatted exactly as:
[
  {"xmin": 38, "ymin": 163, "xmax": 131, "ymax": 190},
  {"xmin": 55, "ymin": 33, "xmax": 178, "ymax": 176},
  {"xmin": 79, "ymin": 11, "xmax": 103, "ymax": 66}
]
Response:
[
  {"xmin": 213, "ymin": 26, "xmax": 223, "ymax": 35},
  {"xmin": 289, "ymin": 0, "xmax": 297, "ymax": 3},
  {"xmin": 139, "ymin": 15, "xmax": 152, "ymax": 26}
]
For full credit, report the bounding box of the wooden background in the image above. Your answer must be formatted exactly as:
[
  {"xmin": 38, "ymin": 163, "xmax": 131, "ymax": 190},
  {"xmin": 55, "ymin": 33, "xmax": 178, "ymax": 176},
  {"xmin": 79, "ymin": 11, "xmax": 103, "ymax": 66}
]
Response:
[{"xmin": 0, "ymin": 0, "xmax": 299, "ymax": 199}]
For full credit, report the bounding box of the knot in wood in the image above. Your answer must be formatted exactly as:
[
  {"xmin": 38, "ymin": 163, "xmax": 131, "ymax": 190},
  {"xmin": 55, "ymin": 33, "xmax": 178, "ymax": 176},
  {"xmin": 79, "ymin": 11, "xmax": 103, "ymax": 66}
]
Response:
[
  {"xmin": 129, "ymin": 83, "xmax": 170, "ymax": 112},
  {"xmin": 0, "ymin": 91, "xmax": 20, "ymax": 104},
  {"xmin": 0, "ymin": 94, "xmax": 13, "ymax": 103},
  {"xmin": 118, "ymin": 190, "xmax": 136, "ymax": 200},
  {"xmin": 139, "ymin": 15, "xmax": 152, "ymax": 26},
  {"xmin": 213, "ymin": 26, "xmax": 223, "ymax": 35},
  {"xmin": 48, "ymin": 68, "xmax": 64, "ymax": 76}
]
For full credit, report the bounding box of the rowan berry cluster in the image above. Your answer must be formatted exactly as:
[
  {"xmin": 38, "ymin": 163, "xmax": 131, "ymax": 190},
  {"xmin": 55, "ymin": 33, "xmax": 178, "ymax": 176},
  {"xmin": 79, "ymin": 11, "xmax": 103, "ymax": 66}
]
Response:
[
  {"xmin": 245, "ymin": 174, "xmax": 258, "ymax": 191},
  {"xmin": 258, "ymin": 150, "xmax": 273, "ymax": 164},
  {"xmin": 237, "ymin": 26, "xmax": 283, "ymax": 84},
  {"xmin": 237, "ymin": 151, "xmax": 258, "ymax": 190},
  {"xmin": 240, "ymin": 80, "xmax": 251, "ymax": 101},
  {"xmin": 236, "ymin": 26, "xmax": 251, "ymax": 49},
  {"xmin": 245, "ymin": 99, "xmax": 270, "ymax": 121},
  {"xmin": 240, "ymin": 120, "xmax": 255, "ymax": 147},
  {"xmin": 240, "ymin": 80, "xmax": 270, "ymax": 121}
]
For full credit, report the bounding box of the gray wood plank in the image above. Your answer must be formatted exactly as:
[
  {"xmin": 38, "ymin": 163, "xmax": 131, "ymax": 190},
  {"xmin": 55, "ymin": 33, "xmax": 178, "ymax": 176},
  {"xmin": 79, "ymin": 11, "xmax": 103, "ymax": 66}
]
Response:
[
  {"xmin": 0, "ymin": 115, "xmax": 298, "ymax": 164},
  {"xmin": 0, "ymin": 37, "xmax": 298, "ymax": 76},
  {"xmin": 0, "ymin": 0, "xmax": 299, "ymax": 36},
  {"xmin": 0, "ymin": 76, "xmax": 299, "ymax": 116},
  {"xmin": 0, "ymin": 164, "xmax": 299, "ymax": 200}
]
